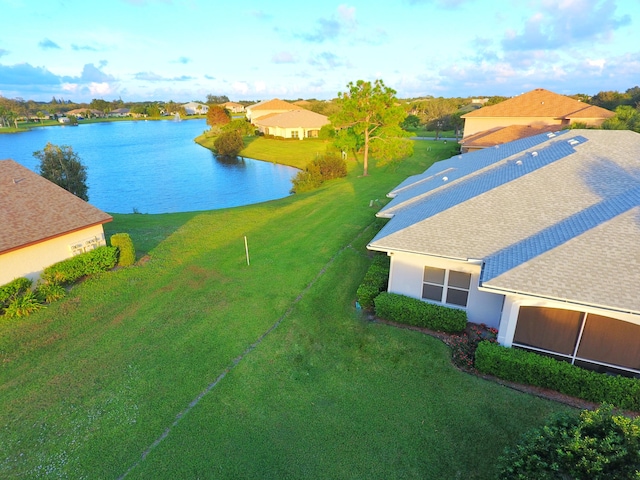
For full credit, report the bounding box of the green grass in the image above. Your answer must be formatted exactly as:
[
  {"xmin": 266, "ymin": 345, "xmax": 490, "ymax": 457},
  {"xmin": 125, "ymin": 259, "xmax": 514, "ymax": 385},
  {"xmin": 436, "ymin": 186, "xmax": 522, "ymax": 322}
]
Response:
[
  {"xmin": 195, "ymin": 133, "xmax": 331, "ymax": 169},
  {"xmin": 0, "ymin": 140, "xmax": 569, "ymax": 478}
]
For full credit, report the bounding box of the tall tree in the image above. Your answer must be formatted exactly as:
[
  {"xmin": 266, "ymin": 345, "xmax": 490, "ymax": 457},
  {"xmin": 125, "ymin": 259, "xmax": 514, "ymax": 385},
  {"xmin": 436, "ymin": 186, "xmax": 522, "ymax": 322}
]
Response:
[
  {"xmin": 331, "ymin": 79, "xmax": 408, "ymax": 176},
  {"xmin": 33, "ymin": 143, "xmax": 89, "ymax": 201}
]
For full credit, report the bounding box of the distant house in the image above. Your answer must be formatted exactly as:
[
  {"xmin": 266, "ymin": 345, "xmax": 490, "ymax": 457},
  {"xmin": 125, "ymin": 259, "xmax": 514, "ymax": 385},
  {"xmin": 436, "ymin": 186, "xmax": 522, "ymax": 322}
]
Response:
[
  {"xmin": 460, "ymin": 89, "xmax": 614, "ymax": 152},
  {"xmin": 66, "ymin": 108, "xmax": 104, "ymax": 119},
  {"xmin": 0, "ymin": 160, "xmax": 112, "ymax": 285},
  {"xmin": 182, "ymin": 102, "xmax": 209, "ymax": 115},
  {"xmin": 253, "ymin": 109, "xmax": 330, "ymax": 139},
  {"xmin": 369, "ymin": 129, "xmax": 640, "ymax": 376},
  {"xmin": 220, "ymin": 102, "xmax": 245, "ymax": 113},
  {"xmin": 109, "ymin": 108, "xmax": 130, "ymax": 117},
  {"xmin": 245, "ymin": 98, "xmax": 304, "ymax": 122}
]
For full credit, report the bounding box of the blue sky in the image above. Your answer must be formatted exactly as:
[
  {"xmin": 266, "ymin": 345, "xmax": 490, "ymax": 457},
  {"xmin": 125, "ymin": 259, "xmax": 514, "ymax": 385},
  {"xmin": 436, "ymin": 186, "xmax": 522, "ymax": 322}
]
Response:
[{"xmin": 0, "ymin": 0, "xmax": 638, "ymax": 103}]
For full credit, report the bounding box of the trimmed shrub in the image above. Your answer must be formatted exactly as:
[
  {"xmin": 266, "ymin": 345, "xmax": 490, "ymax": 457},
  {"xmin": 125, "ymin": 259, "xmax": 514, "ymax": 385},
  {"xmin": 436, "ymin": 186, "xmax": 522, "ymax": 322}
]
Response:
[
  {"xmin": 497, "ymin": 404, "xmax": 640, "ymax": 479},
  {"xmin": 475, "ymin": 341, "xmax": 640, "ymax": 411},
  {"xmin": 42, "ymin": 246, "xmax": 119, "ymax": 286},
  {"xmin": 356, "ymin": 254, "xmax": 390, "ymax": 309},
  {"xmin": 110, "ymin": 233, "xmax": 136, "ymax": 267},
  {"xmin": 374, "ymin": 292, "xmax": 467, "ymax": 333},
  {"xmin": 0, "ymin": 277, "xmax": 32, "ymax": 310},
  {"xmin": 291, "ymin": 152, "xmax": 347, "ymax": 193},
  {"xmin": 34, "ymin": 282, "xmax": 66, "ymax": 304},
  {"xmin": 4, "ymin": 291, "xmax": 44, "ymax": 318}
]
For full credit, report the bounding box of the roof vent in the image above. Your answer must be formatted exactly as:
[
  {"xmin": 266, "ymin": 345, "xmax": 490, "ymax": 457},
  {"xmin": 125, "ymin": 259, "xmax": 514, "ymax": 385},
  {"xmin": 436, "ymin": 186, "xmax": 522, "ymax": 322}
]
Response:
[
  {"xmin": 516, "ymin": 160, "xmax": 523, "ymax": 166},
  {"xmin": 546, "ymin": 132, "xmax": 556, "ymax": 138},
  {"xmin": 531, "ymin": 151, "xmax": 538, "ymax": 157},
  {"xmin": 568, "ymin": 139, "xmax": 580, "ymax": 145},
  {"xmin": 442, "ymin": 176, "xmax": 448, "ymax": 182}
]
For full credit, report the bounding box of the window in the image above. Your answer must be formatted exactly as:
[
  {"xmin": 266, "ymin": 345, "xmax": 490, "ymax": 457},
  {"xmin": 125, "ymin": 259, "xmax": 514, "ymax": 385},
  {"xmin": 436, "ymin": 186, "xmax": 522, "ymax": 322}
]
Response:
[
  {"xmin": 422, "ymin": 267, "xmax": 471, "ymax": 307},
  {"xmin": 291, "ymin": 130, "xmax": 299, "ymax": 138}
]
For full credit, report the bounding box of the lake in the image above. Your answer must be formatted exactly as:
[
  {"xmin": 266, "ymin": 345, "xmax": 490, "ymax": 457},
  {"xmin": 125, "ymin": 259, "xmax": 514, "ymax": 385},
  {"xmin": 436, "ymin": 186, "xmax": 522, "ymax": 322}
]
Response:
[{"xmin": 0, "ymin": 119, "xmax": 298, "ymax": 214}]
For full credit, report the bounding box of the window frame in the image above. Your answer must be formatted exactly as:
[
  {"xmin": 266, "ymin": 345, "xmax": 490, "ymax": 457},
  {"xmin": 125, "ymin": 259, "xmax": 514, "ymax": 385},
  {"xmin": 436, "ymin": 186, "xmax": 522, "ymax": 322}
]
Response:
[{"xmin": 421, "ymin": 266, "xmax": 471, "ymax": 308}]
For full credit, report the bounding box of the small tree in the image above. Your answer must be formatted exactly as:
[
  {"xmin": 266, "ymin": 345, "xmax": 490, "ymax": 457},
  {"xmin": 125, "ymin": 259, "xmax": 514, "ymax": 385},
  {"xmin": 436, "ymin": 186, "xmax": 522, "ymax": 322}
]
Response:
[
  {"xmin": 214, "ymin": 130, "xmax": 243, "ymax": 157},
  {"xmin": 207, "ymin": 105, "xmax": 231, "ymax": 128},
  {"xmin": 34, "ymin": 142, "xmax": 89, "ymax": 201}
]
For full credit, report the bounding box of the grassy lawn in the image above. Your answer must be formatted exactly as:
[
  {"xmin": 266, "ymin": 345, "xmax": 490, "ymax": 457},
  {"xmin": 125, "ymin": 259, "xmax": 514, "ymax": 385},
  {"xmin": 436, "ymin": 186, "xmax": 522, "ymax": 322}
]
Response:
[{"xmin": 0, "ymin": 139, "xmax": 569, "ymax": 478}]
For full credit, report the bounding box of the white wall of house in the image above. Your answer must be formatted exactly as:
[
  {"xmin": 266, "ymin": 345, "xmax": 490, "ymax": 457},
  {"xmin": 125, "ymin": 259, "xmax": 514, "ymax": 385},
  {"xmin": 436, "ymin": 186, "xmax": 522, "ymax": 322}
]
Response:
[
  {"xmin": 0, "ymin": 225, "xmax": 107, "ymax": 285},
  {"xmin": 386, "ymin": 251, "xmax": 504, "ymax": 328}
]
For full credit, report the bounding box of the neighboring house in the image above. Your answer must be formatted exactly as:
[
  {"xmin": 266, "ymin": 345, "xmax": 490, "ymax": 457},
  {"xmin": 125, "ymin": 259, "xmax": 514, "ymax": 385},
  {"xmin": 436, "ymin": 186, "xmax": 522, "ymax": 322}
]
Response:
[
  {"xmin": 460, "ymin": 88, "xmax": 614, "ymax": 152},
  {"xmin": 253, "ymin": 109, "xmax": 329, "ymax": 139},
  {"xmin": 220, "ymin": 102, "xmax": 245, "ymax": 113},
  {"xmin": 66, "ymin": 108, "xmax": 104, "ymax": 118},
  {"xmin": 109, "ymin": 108, "xmax": 130, "ymax": 117},
  {"xmin": 245, "ymin": 98, "xmax": 303, "ymax": 122},
  {"xmin": 0, "ymin": 160, "xmax": 112, "ymax": 285},
  {"xmin": 368, "ymin": 129, "xmax": 640, "ymax": 376},
  {"xmin": 182, "ymin": 102, "xmax": 209, "ymax": 115}
]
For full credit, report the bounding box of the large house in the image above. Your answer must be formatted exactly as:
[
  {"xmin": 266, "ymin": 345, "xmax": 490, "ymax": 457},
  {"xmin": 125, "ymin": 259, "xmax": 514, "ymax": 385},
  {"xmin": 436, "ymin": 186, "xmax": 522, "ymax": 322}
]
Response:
[
  {"xmin": 220, "ymin": 102, "xmax": 245, "ymax": 113},
  {"xmin": 0, "ymin": 160, "xmax": 112, "ymax": 285},
  {"xmin": 253, "ymin": 109, "xmax": 330, "ymax": 139},
  {"xmin": 182, "ymin": 102, "xmax": 209, "ymax": 115},
  {"xmin": 368, "ymin": 129, "xmax": 640, "ymax": 377},
  {"xmin": 245, "ymin": 98, "xmax": 304, "ymax": 122},
  {"xmin": 460, "ymin": 89, "xmax": 615, "ymax": 152}
]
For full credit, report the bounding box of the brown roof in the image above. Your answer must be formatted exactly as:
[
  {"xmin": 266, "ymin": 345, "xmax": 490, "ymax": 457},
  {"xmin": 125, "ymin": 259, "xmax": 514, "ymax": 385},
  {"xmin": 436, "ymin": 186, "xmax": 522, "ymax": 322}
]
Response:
[
  {"xmin": 248, "ymin": 98, "xmax": 304, "ymax": 111},
  {"xmin": 461, "ymin": 124, "xmax": 563, "ymax": 149},
  {"xmin": 253, "ymin": 109, "xmax": 329, "ymax": 128},
  {"xmin": 0, "ymin": 160, "xmax": 112, "ymax": 254},
  {"xmin": 462, "ymin": 88, "xmax": 614, "ymax": 120}
]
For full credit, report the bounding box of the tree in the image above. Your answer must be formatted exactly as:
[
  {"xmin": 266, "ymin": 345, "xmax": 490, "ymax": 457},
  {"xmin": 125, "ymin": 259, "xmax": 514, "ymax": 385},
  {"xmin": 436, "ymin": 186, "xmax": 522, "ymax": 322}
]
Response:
[
  {"xmin": 214, "ymin": 130, "xmax": 243, "ymax": 157},
  {"xmin": 602, "ymin": 105, "xmax": 640, "ymax": 133},
  {"xmin": 497, "ymin": 404, "xmax": 640, "ymax": 479},
  {"xmin": 207, "ymin": 105, "xmax": 231, "ymax": 128},
  {"xmin": 33, "ymin": 143, "xmax": 89, "ymax": 201},
  {"xmin": 331, "ymin": 79, "xmax": 408, "ymax": 176},
  {"xmin": 206, "ymin": 94, "xmax": 230, "ymax": 105}
]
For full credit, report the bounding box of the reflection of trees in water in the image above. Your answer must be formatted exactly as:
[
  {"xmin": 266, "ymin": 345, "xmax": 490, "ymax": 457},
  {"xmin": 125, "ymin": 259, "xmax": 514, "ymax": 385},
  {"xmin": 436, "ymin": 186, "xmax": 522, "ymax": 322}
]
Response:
[{"xmin": 212, "ymin": 153, "xmax": 246, "ymax": 169}]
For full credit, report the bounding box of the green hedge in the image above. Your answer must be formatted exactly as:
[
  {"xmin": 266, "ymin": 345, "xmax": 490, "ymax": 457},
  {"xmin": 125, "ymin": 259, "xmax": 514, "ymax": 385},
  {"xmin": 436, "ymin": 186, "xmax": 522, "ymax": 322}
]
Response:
[
  {"xmin": 110, "ymin": 233, "xmax": 136, "ymax": 267},
  {"xmin": 356, "ymin": 254, "xmax": 390, "ymax": 309},
  {"xmin": 475, "ymin": 341, "xmax": 640, "ymax": 411},
  {"xmin": 0, "ymin": 277, "xmax": 32, "ymax": 310},
  {"xmin": 374, "ymin": 292, "xmax": 467, "ymax": 333},
  {"xmin": 42, "ymin": 246, "xmax": 119, "ymax": 285}
]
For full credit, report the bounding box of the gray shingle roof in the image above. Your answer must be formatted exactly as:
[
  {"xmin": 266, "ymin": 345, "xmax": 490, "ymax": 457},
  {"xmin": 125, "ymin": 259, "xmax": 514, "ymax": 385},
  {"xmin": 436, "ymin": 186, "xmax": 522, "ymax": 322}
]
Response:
[{"xmin": 369, "ymin": 129, "xmax": 640, "ymax": 313}]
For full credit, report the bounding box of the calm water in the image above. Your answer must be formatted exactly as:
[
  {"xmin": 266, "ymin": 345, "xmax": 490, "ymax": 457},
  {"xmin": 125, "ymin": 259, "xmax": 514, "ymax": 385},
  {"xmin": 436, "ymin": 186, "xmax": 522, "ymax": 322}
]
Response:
[{"xmin": 0, "ymin": 119, "xmax": 298, "ymax": 214}]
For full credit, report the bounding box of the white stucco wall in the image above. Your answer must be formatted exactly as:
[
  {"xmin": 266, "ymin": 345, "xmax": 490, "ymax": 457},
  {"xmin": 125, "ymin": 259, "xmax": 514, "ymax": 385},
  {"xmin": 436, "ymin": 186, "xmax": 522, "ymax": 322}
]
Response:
[
  {"xmin": 495, "ymin": 292, "xmax": 640, "ymax": 347},
  {"xmin": 0, "ymin": 225, "xmax": 106, "ymax": 285},
  {"xmin": 387, "ymin": 251, "xmax": 504, "ymax": 328}
]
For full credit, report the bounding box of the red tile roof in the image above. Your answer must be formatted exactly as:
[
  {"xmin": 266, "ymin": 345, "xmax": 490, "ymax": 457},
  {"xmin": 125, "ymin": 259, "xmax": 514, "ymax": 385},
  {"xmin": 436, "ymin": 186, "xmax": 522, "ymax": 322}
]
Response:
[
  {"xmin": 462, "ymin": 88, "xmax": 614, "ymax": 119},
  {"xmin": 0, "ymin": 160, "xmax": 112, "ymax": 254}
]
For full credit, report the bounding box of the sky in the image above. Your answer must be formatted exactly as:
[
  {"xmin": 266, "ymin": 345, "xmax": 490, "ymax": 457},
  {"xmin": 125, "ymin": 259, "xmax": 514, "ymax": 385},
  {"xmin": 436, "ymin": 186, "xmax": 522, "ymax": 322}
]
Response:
[{"xmin": 0, "ymin": 0, "xmax": 639, "ymax": 103}]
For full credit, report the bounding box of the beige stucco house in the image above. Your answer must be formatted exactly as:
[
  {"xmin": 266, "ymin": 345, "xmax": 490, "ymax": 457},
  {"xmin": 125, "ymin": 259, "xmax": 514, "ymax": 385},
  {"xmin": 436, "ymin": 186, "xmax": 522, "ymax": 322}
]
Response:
[
  {"xmin": 182, "ymin": 102, "xmax": 209, "ymax": 115},
  {"xmin": 220, "ymin": 102, "xmax": 245, "ymax": 113},
  {"xmin": 253, "ymin": 109, "xmax": 330, "ymax": 139},
  {"xmin": 369, "ymin": 129, "xmax": 640, "ymax": 377},
  {"xmin": 460, "ymin": 89, "xmax": 614, "ymax": 152},
  {"xmin": 0, "ymin": 160, "xmax": 112, "ymax": 285},
  {"xmin": 245, "ymin": 98, "xmax": 303, "ymax": 122}
]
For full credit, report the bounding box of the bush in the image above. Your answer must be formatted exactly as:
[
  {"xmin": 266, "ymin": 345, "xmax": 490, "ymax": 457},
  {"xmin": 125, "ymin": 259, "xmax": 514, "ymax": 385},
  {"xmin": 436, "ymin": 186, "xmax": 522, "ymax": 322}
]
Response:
[
  {"xmin": 4, "ymin": 291, "xmax": 44, "ymax": 318},
  {"xmin": 214, "ymin": 130, "xmax": 244, "ymax": 156},
  {"xmin": 0, "ymin": 277, "xmax": 32, "ymax": 310},
  {"xmin": 448, "ymin": 323, "xmax": 498, "ymax": 370},
  {"xmin": 291, "ymin": 152, "xmax": 347, "ymax": 193},
  {"xmin": 475, "ymin": 341, "xmax": 640, "ymax": 411},
  {"xmin": 42, "ymin": 246, "xmax": 119, "ymax": 286},
  {"xmin": 356, "ymin": 254, "xmax": 390, "ymax": 309},
  {"xmin": 110, "ymin": 233, "xmax": 136, "ymax": 267},
  {"xmin": 374, "ymin": 292, "xmax": 467, "ymax": 333},
  {"xmin": 34, "ymin": 282, "xmax": 66, "ymax": 304},
  {"xmin": 497, "ymin": 404, "xmax": 640, "ymax": 479}
]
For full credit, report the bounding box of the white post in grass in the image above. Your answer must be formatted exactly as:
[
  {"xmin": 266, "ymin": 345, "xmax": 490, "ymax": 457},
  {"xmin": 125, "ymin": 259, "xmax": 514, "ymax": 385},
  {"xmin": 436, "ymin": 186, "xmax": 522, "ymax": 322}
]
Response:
[{"xmin": 244, "ymin": 236, "xmax": 250, "ymax": 266}]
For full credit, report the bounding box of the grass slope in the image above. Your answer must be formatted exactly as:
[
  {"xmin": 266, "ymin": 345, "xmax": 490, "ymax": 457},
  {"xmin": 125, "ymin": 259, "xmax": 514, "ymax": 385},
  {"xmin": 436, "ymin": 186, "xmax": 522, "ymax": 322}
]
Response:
[{"xmin": 0, "ymin": 140, "xmax": 568, "ymax": 478}]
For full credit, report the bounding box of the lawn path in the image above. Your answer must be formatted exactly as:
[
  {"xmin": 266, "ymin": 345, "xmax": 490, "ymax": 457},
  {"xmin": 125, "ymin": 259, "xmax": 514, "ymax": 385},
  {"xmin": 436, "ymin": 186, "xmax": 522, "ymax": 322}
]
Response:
[{"xmin": 118, "ymin": 222, "xmax": 374, "ymax": 479}]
